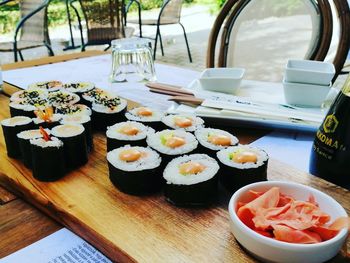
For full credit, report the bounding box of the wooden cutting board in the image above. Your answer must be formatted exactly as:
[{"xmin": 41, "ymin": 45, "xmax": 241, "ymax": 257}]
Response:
[{"xmin": 0, "ymin": 93, "xmax": 349, "ymax": 263}]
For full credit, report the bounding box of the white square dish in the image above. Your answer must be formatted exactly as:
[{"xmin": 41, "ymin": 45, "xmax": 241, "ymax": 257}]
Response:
[
  {"xmin": 198, "ymin": 68, "xmax": 245, "ymax": 94},
  {"xmin": 285, "ymin": 60, "xmax": 335, "ymax": 85}
]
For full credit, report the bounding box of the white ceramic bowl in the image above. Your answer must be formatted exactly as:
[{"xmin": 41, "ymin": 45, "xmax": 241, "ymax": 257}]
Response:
[
  {"xmin": 283, "ymin": 79, "xmax": 331, "ymax": 107},
  {"xmin": 198, "ymin": 68, "xmax": 245, "ymax": 94},
  {"xmin": 228, "ymin": 181, "xmax": 348, "ymax": 263},
  {"xmin": 285, "ymin": 60, "xmax": 335, "ymax": 85}
]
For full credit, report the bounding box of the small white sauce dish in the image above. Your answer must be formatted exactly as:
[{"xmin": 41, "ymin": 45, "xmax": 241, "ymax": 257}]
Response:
[
  {"xmin": 285, "ymin": 60, "xmax": 335, "ymax": 86},
  {"xmin": 228, "ymin": 181, "xmax": 348, "ymax": 263},
  {"xmin": 198, "ymin": 68, "xmax": 245, "ymax": 94},
  {"xmin": 283, "ymin": 78, "xmax": 331, "ymax": 107}
]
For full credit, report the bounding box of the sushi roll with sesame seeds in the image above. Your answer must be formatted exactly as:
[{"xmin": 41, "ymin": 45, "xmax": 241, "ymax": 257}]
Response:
[
  {"xmin": 62, "ymin": 82, "xmax": 95, "ymax": 99},
  {"xmin": 9, "ymin": 97, "xmax": 49, "ymax": 118},
  {"xmin": 195, "ymin": 128, "xmax": 239, "ymax": 158},
  {"xmin": 55, "ymin": 104, "xmax": 92, "ymax": 117},
  {"xmin": 81, "ymin": 87, "xmax": 107, "ymax": 107},
  {"xmin": 146, "ymin": 129, "xmax": 198, "ymax": 168},
  {"xmin": 28, "ymin": 80, "xmax": 63, "ymax": 92},
  {"xmin": 91, "ymin": 96, "xmax": 127, "ymax": 131},
  {"xmin": 217, "ymin": 145, "xmax": 268, "ymax": 192},
  {"xmin": 107, "ymin": 145, "xmax": 162, "ymax": 195},
  {"xmin": 106, "ymin": 121, "xmax": 153, "ymax": 151},
  {"xmin": 163, "ymin": 154, "xmax": 220, "ymax": 206},
  {"xmin": 10, "ymin": 89, "xmax": 48, "ymax": 103},
  {"xmin": 48, "ymin": 90, "xmax": 80, "ymax": 107},
  {"xmin": 125, "ymin": 106, "xmax": 165, "ymax": 131},
  {"xmin": 161, "ymin": 114, "xmax": 204, "ymax": 132}
]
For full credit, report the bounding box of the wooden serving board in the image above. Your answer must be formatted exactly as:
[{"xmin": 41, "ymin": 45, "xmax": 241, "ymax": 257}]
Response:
[{"xmin": 0, "ymin": 93, "xmax": 349, "ymax": 263}]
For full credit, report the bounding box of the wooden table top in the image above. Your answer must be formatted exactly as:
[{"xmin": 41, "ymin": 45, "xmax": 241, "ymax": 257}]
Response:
[{"xmin": 0, "ymin": 52, "xmax": 349, "ymax": 262}]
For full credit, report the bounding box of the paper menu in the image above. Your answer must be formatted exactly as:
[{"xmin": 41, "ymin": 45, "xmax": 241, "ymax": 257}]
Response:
[{"xmin": 1, "ymin": 228, "xmax": 111, "ymax": 263}]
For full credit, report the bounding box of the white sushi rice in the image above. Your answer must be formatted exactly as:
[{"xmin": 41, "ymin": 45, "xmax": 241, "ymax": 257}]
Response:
[
  {"xmin": 48, "ymin": 90, "xmax": 80, "ymax": 106},
  {"xmin": 195, "ymin": 128, "xmax": 239, "ymax": 151},
  {"xmin": 217, "ymin": 145, "xmax": 269, "ymax": 169},
  {"xmin": 92, "ymin": 98, "xmax": 127, "ymax": 114},
  {"xmin": 33, "ymin": 114, "xmax": 62, "ymax": 125},
  {"xmin": 125, "ymin": 106, "xmax": 163, "ymax": 122},
  {"xmin": 107, "ymin": 145, "xmax": 161, "ymax": 171},
  {"xmin": 9, "ymin": 101, "xmax": 37, "ymax": 111},
  {"xmin": 163, "ymin": 154, "xmax": 219, "ymax": 185},
  {"xmin": 17, "ymin": 129, "xmax": 50, "ymax": 140},
  {"xmin": 30, "ymin": 136, "xmax": 63, "ymax": 148},
  {"xmin": 51, "ymin": 124, "xmax": 85, "ymax": 137},
  {"xmin": 106, "ymin": 121, "xmax": 153, "ymax": 141},
  {"xmin": 28, "ymin": 81, "xmax": 63, "ymax": 92},
  {"xmin": 63, "ymin": 82, "xmax": 95, "ymax": 93},
  {"xmin": 161, "ymin": 114, "xmax": 204, "ymax": 132},
  {"xmin": 1, "ymin": 116, "xmax": 32, "ymax": 127},
  {"xmin": 147, "ymin": 129, "xmax": 198, "ymax": 155},
  {"xmin": 10, "ymin": 89, "xmax": 48, "ymax": 102},
  {"xmin": 55, "ymin": 104, "xmax": 92, "ymax": 116},
  {"xmin": 81, "ymin": 88, "xmax": 106, "ymax": 102},
  {"xmin": 60, "ymin": 114, "xmax": 91, "ymax": 125}
]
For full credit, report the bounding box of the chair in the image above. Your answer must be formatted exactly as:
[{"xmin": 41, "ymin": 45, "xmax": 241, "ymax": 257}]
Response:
[
  {"xmin": 70, "ymin": 0, "xmax": 134, "ymax": 51},
  {"xmin": 0, "ymin": 0, "xmax": 54, "ymax": 62},
  {"xmin": 127, "ymin": 0, "xmax": 192, "ymax": 62},
  {"xmin": 206, "ymin": 0, "xmax": 342, "ymax": 81}
]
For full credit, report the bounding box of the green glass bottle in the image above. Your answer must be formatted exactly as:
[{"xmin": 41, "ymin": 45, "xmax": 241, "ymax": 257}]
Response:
[{"xmin": 309, "ymin": 75, "xmax": 350, "ymax": 189}]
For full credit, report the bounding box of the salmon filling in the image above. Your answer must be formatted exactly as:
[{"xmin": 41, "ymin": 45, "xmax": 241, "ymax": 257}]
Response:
[
  {"xmin": 230, "ymin": 151, "xmax": 258, "ymax": 164},
  {"xmin": 165, "ymin": 136, "xmax": 186, "ymax": 148},
  {"xmin": 174, "ymin": 117, "xmax": 193, "ymax": 128},
  {"xmin": 236, "ymin": 187, "xmax": 350, "ymax": 244},
  {"xmin": 179, "ymin": 161, "xmax": 206, "ymax": 175},
  {"xmin": 137, "ymin": 107, "xmax": 153, "ymax": 116},
  {"xmin": 208, "ymin": 134, "xmax": 231, "ymax": 146},
  {"xmin": 119, "ymin": 125, "xmax": 140, "ymax": 136},
  {"xmin": 119, "ymin": 149, "xmax": 142, "ymax": 162}
]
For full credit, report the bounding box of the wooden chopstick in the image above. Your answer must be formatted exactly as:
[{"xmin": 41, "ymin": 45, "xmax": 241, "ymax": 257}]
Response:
[
  {"xmin": 146, "ymin": 82, "xmax": 194, "ymax": 96},
  {"xmin": 149, "ymin": 88, "xmax": 194, "ymax": 97},
  {"xmin": 168, "ymin": 96, "xmax": 204, "ymax": 106}
]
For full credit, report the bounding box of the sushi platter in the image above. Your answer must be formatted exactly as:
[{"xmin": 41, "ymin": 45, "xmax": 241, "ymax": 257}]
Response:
[{"xmin": 0, "ymin": 54, "xmax": 349, "ymax": 262}]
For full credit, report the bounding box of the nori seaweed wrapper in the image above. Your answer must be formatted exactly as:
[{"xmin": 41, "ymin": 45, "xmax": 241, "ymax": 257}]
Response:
[
  {"xmin": 9, "ymin": 105, "xmax": 36, "ymax": 118},
  {"xmin": 106, "ymin": 136, "xmax": 147, "ymax": 152},
  {"xmin": 108, "ymin": 162, "xmax": 163, "ymax": 195},
  {"xmin": 92, "ymin": 109, "xmax": 127, "ymax": 131},
  {"xmin": 31, "ymin": 139, "xmax": 66, "ymax": 181},
  {"xmin": 1, "ymin": 118, "xmax": 33, "ymax": 158},
  {"xmin": 219, "ymin": 161, "xmax": 268, "ymax": 193},
  {"xmin": 33, "ymin": 120, "xmax": 60, "ymax": 130},
  {"xmin": 164, "ymin": 175, "xmax": 219, "ymax": 207}
]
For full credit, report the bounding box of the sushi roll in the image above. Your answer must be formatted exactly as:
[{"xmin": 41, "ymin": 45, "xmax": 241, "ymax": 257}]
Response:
[
  {"xmin": 9, "ymin": 97, "xmax": 48, "ymax": 118},
  {"xmin": 55, "ymin": 104, "xmax": 92, "ymax": 117},
  {"xmin": 107, "ymin": 145, "xmax": 162, "ymax": 195},
  {"xmin": 10, "ymin": 89, "xmax": 48, "ymax": 102},
  {"xmin": 163, "ymin": 154, "xmax": 220, "ymax": 206},
  {"xmin": 63, "ymin": 82, "xmax": 95, "ymax": 95},
  {"xmin": 125, "ymin": 106, "xmax": 165, "ymax": 131},
  {"xmin": 30, "ymin": 130, "xmax": 66, "ymax": 181},
  {"xmin": 1, "ymin": 116, "xmax": 33, "ymax": 158},
  {"xmin": 106, "ymin": 121, "xmax": 153, "ymax": 152},
  {"xmin": 195, "ymin": 128, "xmax": 239, "ymax": 158},
  {"xmin": 81, "ymin": 87, "xmax": 108, "ymax": 107},
  {"xmin": 217, "ymin": 145, "xmax": 269, "ymax": 192},
  {"xmin": 161, "ymin": 114, "xmax": 204, "ymax": 132},
  {"xmin": 33, "ymin": 107, "xmax": 61, "ymax": 129},
  {"xmin": 17, "ymin": 127, "xmax": 50, "ymax": 168},
  {"xmin": 147, "ymin": 129, "xmax": 198, "ymax": 167},
  {"xmin": 91, "ymin": 96, "xmax": 127, "ymax": 131},
  {"xmin": 60, "ymin": 114, "xmax": 93, "ymax": 152},
  {"xmin": 51, "ymin": 124, "xmax": 88, "ymax": 170},
  {"xmin": 48, "ymin": 90, "xmax": 80, "ymax": 107},
  {"xmin": 28, "ymin": 80, "xmax": 62, "ymax": 92}
]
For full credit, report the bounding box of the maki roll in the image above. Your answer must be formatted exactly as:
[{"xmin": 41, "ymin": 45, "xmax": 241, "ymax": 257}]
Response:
[
  {"xmin": 33, "ymin": 107, "xmax": 61, "ymax": 129},
  {"xmin": 30, "ymin": 131, "xmax": 66, "ymax": 181},
  {"xmin": 55, "ymin": 104, "xmax": 92, "ymax": 117},
  {"xmin": 81, "ymin": 87, "xmax": 107, "ymax": 107},
  {"xmin": 60, "ymin": 114, "xmax": 93, "ymax": 152},
  {"xmin": 107, "ymin": 145, "xmax": 162, "ymax": 195},
  {"xmin": 217, "ymin": 145, "xmax": 269, "ymax": 192},
  {"xmin": 91, "ymin": 96, "xmax": 127, "ymax": 131},
  {"xmin": 163, "ymin": 154, "xmax": 220, "ymax": 206},
  {"xmin": 162, "ymin": 114, "xmax": 204, "ymax": 132},
  {"xmin": 10, "ymin": 89, "xmax": 48, "ymax": 102},
  {"xmin": 51, "ymin": 124, "xmax": 88, "ymax": 170},
  {"xmin": 195, "ymin": 128, "xmax": 239, "ymax": 158},
  {"xmin": 147, "ymin": 129, "xmax": 198, "ymax": 167},
  {"xmin": 48, "ymin": 90, "xmax": 80, "ymax": 107},
  {"xmin": 106, "ymin": 121, "xmax": 153, "ymax": 151},
  {"xmin": 125, "ymin": 106, "xmax": 165, "ymax": 131},
  {"xmin": 1, "ymin": 116, "xmax": 33, "ymax": 158},
  {"xmin": 28, "ymin": 80, "xmax": 62, "ymax": 92},
  {"xmin": 63, "ymin": 82, "xmax": 95, "ymax": 95},
  {"xmin": 9, "ymin": 97, "xmax": 48, "ymax": 118},
  {"xmin": 17, "ymin": 127, "xmax": 50, "ymax": 168}
]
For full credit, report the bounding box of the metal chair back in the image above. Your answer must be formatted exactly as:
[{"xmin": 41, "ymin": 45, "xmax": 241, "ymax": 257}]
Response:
[{"xmin": 159, "ymin": 0, "xmax": 182, "ymax": 24}]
